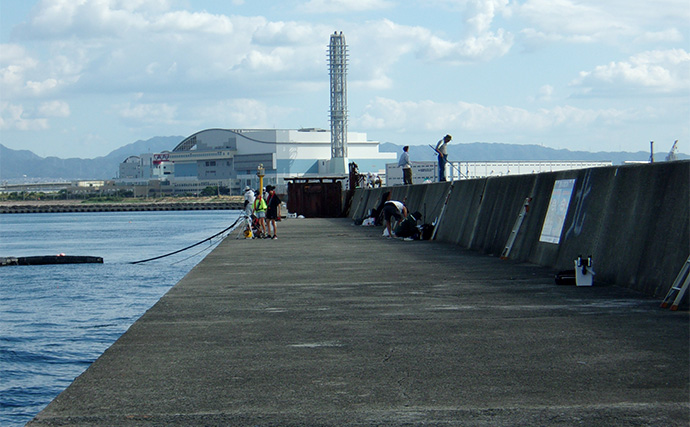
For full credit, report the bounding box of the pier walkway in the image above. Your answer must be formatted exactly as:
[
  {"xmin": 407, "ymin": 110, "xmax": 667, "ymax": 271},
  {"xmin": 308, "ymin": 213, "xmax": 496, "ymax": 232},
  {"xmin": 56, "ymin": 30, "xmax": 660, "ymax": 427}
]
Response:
[{"xmin": 30, "ymin": 218, "xmax": 689, "ymax": 426}]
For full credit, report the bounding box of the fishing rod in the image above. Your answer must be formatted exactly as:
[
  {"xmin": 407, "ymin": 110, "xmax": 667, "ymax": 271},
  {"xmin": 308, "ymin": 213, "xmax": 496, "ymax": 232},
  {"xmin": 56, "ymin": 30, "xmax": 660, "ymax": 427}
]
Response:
[
  {"xmin": 428, "ymin": 144, "xmax": 468, "ymax": 179},
  {"xmin": 130, "ymin": 214, "xmax": 246, "ymax": 264}
]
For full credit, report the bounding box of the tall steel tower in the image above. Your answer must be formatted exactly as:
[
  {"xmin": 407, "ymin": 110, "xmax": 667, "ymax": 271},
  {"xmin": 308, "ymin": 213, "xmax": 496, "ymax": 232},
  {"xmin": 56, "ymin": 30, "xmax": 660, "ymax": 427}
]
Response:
[{"xmin": 328, "ymin": 31, "xmax": 348, "ymax": 173}]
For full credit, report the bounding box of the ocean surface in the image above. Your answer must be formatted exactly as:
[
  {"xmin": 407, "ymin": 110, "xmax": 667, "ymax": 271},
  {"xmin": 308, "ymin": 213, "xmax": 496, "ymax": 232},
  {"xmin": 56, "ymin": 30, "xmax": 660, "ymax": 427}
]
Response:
[{"xmin": 0, "ymin": 210, "xmax": 241, "ymax": 426}]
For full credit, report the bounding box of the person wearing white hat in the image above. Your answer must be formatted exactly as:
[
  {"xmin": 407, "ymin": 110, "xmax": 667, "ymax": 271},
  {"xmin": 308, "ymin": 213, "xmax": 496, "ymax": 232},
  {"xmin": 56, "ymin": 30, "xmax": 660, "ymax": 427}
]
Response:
[{"xmin": 243, "ymin": 186, "xmax": 255, "ymax": 217}]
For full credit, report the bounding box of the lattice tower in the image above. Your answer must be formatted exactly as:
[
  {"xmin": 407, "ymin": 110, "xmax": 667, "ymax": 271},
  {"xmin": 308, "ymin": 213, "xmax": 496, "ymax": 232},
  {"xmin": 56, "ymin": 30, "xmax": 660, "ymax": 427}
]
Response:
[{"xmin": 328, "ymin": 32, "xmax": 348, "ymax": 159}]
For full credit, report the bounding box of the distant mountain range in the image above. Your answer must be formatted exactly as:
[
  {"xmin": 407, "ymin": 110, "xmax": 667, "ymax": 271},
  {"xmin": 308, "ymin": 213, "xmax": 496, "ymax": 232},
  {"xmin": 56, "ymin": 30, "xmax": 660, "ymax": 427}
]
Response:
[
  {"xmin": 0, "ymin": 137, "xmax": 686, "ymax": 182},
  {"xmin": 0, "ymin": 136, "xmax": 183, "ymax": 182}
]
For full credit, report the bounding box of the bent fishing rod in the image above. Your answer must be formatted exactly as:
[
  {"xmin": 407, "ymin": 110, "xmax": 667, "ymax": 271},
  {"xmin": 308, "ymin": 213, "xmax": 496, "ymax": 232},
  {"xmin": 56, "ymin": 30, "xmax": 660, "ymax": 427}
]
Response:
[
  {"xmin": 428, "ymin": 144, "xmax": 468, "ymax": 179},
  {"xmin": 130, "ymin": 214, "xmax": 246, "ymax": 264}
]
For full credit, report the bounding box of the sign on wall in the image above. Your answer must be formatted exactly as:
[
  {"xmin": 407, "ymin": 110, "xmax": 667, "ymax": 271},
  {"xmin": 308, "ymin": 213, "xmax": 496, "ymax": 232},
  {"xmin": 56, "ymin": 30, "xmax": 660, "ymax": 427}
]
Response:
[{"xmin": 539, "ymin": 178, "xmax": 576, "ymax": 244}]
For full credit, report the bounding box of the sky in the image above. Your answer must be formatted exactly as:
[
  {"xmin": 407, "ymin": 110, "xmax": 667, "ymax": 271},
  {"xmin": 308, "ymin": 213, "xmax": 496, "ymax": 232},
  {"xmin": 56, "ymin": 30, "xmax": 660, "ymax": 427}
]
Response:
[{"xmin": 0, "ymin": 0, "xmax": 688, "ymax": 159}]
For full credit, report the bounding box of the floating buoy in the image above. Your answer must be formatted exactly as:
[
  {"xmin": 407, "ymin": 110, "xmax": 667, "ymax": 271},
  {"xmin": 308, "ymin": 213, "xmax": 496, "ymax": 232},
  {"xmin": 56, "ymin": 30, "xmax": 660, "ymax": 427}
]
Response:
[{"xmin": 1, "ymin": 255, "xmax": 103, "ymax": 266}]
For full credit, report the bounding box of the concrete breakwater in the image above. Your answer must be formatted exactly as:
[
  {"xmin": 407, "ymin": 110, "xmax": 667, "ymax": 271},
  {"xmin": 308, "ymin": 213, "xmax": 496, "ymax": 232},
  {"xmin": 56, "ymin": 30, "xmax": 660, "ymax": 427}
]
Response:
[
  {"xmin": 0, "ymin": 201, "xmax": 243, "ymax": 214},
  {"xmin": 349, "ymin": 160, "xmax": 690, "ymax": 299},
  {"xmin": 27, "ymin": 218, "xmax": 690, "ymax": 425}
]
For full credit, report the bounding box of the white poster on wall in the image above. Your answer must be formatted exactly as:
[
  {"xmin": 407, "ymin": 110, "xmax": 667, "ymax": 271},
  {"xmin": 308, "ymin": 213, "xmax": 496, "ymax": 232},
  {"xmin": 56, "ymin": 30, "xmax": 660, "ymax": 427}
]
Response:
[{"xmin": 539, "ymin": 178, "xmax": 576, "ymax": 244}]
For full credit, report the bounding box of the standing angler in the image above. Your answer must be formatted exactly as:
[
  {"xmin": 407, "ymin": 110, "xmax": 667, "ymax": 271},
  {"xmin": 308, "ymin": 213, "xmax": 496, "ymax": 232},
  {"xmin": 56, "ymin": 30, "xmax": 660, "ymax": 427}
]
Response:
[
  {"xmin": 398, "ymin": 145, "xmax": 412, "ymax": 185},
  {"xmin": 435, "ymin": 134, "xmax": 452, "ymax": 182}
]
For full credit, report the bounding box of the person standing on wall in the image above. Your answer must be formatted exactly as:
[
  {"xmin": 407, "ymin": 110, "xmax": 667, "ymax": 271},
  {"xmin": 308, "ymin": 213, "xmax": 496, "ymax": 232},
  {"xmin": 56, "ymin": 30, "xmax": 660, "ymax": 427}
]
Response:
[
  {"xmin": 398, "ymin": 146, "xmax": 413, "ymax": 185},
  {"xmin": 435, "ymin": 134, "xmax": 452, "ymax": 182}
]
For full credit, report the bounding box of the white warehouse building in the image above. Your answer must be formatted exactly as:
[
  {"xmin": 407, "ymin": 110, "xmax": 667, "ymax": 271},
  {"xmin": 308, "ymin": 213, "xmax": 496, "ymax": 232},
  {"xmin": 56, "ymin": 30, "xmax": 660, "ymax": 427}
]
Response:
[{"xmin": 118, "ymin": 128, "xmax": 396, "ymax": 195}]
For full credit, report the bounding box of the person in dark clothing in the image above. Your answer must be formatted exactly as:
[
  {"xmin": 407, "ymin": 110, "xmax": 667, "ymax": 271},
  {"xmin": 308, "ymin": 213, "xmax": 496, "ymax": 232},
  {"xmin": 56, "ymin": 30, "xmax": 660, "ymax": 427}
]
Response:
[
  {"xmin": 265, "ymin": 186, "xmax": 281, "ymax": 239},
  {"xmin": 371, "ymin": 191, "xmax": 391, "ymax": 226}
]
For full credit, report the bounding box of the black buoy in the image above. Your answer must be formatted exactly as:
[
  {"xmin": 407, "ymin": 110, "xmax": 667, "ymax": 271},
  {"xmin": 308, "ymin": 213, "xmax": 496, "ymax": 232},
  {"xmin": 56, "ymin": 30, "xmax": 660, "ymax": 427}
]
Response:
[{"xmin": 1, "ymin": 255, "xmax": 103, "ymax": 266}]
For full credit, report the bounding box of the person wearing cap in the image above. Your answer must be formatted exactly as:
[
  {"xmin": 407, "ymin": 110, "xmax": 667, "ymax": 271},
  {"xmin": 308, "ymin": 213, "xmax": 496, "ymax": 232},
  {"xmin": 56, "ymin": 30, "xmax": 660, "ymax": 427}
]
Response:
[
  {"xmin": 252, "ymin": 189, "xmax": 268, "ymax": 237},
  {"xmin": 435, "ymin": 134, "xmax": 452, "ymax": 182}
]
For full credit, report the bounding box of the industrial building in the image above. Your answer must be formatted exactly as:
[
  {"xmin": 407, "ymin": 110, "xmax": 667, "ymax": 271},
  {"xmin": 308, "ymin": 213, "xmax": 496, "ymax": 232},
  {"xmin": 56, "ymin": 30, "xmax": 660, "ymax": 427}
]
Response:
[
  {"xmin": 116, "ymin": 32, "xmax": 395, "ymax": 196},
  {"xmin": 117, "ymin": 128, "xmax": 396, "ymax": 195}
]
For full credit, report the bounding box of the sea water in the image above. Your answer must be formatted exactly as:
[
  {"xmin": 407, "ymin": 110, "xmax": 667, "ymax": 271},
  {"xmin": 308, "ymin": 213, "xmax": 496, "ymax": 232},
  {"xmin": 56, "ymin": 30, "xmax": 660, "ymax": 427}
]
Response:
[{"xmin": 0, "ymin": 210, "xmax": 241, "ymax": 426}]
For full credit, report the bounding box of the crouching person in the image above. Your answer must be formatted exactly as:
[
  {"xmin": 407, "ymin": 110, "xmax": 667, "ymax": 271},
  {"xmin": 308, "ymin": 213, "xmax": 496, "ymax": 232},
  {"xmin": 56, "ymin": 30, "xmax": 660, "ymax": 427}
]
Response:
[{"xmin": 382, "ymin": 197, "xmax": 407, "ymax": 238}]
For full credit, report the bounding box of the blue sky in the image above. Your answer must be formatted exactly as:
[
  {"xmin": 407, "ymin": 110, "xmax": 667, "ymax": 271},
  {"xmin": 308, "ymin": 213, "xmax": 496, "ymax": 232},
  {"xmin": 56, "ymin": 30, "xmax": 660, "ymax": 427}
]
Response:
[{"xmin": 1, "ymin": 0, "xmax": 688, "ymax": 158}]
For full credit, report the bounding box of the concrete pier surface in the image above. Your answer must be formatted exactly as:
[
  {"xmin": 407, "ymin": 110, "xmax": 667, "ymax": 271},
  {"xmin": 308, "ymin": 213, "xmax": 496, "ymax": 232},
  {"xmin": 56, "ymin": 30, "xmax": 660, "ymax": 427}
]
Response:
[{"xmin": 30, "ymin": 218, "xmax": 689, "ymax": 426}]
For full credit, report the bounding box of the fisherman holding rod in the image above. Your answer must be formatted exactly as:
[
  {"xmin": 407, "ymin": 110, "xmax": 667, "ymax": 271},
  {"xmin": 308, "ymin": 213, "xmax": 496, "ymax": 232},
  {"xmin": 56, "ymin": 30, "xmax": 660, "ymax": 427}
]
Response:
[
  {"xmin": 432, "ymin": 134, "xmax": 452, "ymax": 182},
  {"xmin": 429, "ymin": 134, "xmax": 468, "ymax": 181}
]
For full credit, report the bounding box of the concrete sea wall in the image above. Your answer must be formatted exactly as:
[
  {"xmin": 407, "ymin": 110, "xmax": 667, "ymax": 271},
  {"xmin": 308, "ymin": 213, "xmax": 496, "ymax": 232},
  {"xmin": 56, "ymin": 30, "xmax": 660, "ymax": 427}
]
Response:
[{"xmin": 349, "ymin": 160, "xmax": 690, "ymax": 298}]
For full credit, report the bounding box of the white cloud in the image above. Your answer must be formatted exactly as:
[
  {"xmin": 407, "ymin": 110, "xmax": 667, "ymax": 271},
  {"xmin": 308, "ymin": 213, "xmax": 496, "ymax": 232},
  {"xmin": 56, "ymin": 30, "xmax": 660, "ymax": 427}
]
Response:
[
  {"xmin": 151, "ymin": 10, "xmax": 234, "ymax": 34},
  {"xmin": 0, "ymin": 102, "xmax": 49, "ymax": 130},
  {"xmin": 8, "ymin": 1, "xmax": 515, "ymax": 106},
  {"xmin": 348, "ymin": 17, "xmax": 512, "ymax": 92},
  {"xmin": 0, "ymin": 99, "xmax": 69, "ymax": 131},
  {"xmin": 0, "ymin": 44, "xmax": 37, "ymax": 69},
  {"xmin": 572, "ymin": 49, "xmax": 690, "ymax": 96},
  {"xmin": 518, "ymin": 0, "xmax": 620, "ymax": 41},
  {"xmin": 417, "ymin": 0, "xmax": 514, "ymax": 61},
  {"xmin": 236, "ymin": 49, "xmax": 289, "ymax": 73},
  {"xmin": 1, "ymin": 41, "xmax": 83, "ymax": 99},
  {"xmin": 0, "ymin": 44, "xmax": 38, "ymax": 96},
  {"xmin": 537, "ymin": 85, "xmax": 554, "ymax": 102},
  {"xmin": 355, "ymin": 96, "xmax": 635, "ymax": 135},
  {"xmin": 38, "ymin": 100, "xmax": 70, "ymax": 117},
  {"xmin": 26, "ymin": 78, "xmax": 59, "ymax": 95},
  {"xmin": 19, "ymin": 0, "xmax": 147, "ymax": 39},
  {"xmin": 464, "ymin": 0, "xmax": 510, "ymax": 34},
  {"xmin": 517, "ymin": 0, "xmax": 690, "ymax": 46},
  {"xmin": 634, "ymin": 29, "xmax": 684, "ymax": 45},
  {"xmin": 300, "ymin": 0, "xmax": 394, "ymax": 13},
  {"xmin": 196, "ymin": 99, "xmax": 295, "ymax": 129},
  {"xmin": 117, "ymin": 102, "xmax": 178, "ymax": 126},
  {"xmin": 252, "ymin": 21, "xmax": 320, "ymax": 46}
]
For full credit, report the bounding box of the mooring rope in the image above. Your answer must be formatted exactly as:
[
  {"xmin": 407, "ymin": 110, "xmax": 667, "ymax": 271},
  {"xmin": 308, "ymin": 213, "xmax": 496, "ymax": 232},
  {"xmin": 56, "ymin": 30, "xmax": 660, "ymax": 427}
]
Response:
[
  {"xmin": 170, "ymin": 239, "xmax": 221, "ymax": 266},
  {"xmin": 130, "ymin": 214, "xmax": 246, "ymax": 264}
]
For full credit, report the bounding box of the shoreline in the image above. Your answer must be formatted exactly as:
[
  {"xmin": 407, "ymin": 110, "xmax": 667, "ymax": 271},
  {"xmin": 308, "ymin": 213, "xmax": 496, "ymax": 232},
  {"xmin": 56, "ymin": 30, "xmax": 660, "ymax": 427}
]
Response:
[{"xmin": 0, "ymin": 198, "xmax": 244, "ymax": 213}]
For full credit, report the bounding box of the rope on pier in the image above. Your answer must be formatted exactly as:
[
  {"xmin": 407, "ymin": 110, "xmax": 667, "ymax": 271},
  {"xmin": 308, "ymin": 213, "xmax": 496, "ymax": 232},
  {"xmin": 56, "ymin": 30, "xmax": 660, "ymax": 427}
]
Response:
[{"xmin": 130, "ymin": 214, "xmax": 246, "ymax": 264}]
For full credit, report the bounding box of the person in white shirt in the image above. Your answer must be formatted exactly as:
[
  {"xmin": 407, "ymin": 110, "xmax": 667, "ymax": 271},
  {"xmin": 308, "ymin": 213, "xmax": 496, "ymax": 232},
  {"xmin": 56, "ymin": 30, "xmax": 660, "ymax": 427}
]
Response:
[
  {"xmin": 435, "ymin": 134, "xmax": 452, "ymax": 182},
  {"xmin": 243, "ymin": 186, "xmax": 255, "ymax": 216},
  {"xmin": 398, "ymin": 146, "xmax": 412, "ymax": 185},
  {"xmin": 382, "ymin": 193, "xmax": 408, "ymax": 238}
]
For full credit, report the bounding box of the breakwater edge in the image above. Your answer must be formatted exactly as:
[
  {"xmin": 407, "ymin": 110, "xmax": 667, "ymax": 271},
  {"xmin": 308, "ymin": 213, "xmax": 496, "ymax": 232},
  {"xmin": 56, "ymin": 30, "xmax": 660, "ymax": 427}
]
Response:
[{"xmin": 0, "ymin": 198, "xmax": 243, "ymax": 214}]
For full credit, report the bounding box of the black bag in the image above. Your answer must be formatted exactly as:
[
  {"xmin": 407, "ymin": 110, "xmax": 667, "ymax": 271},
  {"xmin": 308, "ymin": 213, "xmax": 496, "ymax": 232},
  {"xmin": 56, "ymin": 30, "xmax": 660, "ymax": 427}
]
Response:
[
  {"xmin": 395, "ymin": 217, "xmax": 419, "ymax": 239},
  {"xmin": 555, "ymin": 270, "xmax": 576, "ymax": 286},
  {"xmin": 420, "ymin": 224, "xmax": 434, "ymax": 240}
]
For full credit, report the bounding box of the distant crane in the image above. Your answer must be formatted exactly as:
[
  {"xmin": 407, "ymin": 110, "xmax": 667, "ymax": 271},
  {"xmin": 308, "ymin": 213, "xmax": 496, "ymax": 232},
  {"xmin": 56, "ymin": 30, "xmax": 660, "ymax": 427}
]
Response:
[{"xmin": 665, "ymin": 140, "xmax": 679, "ymax": 162}]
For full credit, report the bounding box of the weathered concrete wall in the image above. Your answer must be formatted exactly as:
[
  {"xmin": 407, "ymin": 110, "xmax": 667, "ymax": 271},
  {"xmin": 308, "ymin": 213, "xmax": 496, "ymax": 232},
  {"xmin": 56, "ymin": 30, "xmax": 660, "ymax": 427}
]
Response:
[{"xmin": 350, "ymin": 161, "xmax": 689, "ymax": 298}]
